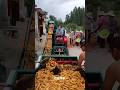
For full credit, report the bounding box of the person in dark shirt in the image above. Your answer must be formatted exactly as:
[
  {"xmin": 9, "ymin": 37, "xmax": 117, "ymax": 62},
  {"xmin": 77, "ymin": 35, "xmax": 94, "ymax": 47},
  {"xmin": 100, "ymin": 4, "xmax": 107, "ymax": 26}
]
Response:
[
  {"xmin": 96, "ymin": 11, "xmax": 111, "ymax": 48},
  {"xmin": 85, "ymin": 12, "xmax": 94, "ymax": 43},
  {"xmin": 107, "ymin": 11, "xmax": 119, "ymax": 51}
]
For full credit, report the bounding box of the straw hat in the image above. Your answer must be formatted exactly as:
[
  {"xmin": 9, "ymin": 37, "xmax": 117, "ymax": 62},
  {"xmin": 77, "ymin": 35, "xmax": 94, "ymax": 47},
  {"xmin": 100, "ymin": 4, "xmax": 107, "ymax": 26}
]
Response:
[
  {"xmin": 107, "ymin": 10, "xmax": 115, "ymax": 16},
  {"xmin": 98, "ymin": 11, "xmax": 106, "ymax": 16}
]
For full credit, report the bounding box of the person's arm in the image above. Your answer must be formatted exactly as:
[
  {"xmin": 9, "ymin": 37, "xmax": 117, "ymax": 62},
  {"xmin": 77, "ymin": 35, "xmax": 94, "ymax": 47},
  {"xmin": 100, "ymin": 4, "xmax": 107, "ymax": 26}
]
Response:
[
  {"xmin": 78, "ymin": 53, "xmax": 85, "ymax": 66},
  {"xmin": 95, "ymin": 18, "xmax": 102, "ymax": 32},
  {"xmin": 103, "ymin": 65, "xmax": 116, "ymax": 90}
]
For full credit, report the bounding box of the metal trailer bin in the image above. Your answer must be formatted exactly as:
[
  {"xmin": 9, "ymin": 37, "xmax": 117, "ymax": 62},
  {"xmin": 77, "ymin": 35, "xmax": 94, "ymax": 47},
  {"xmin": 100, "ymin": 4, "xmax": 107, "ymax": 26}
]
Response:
[
  {"xmin": 2, "ymin": 70, "xmax": 35, "ymax": 90},
  {"xmin": 51, "ymin": 46, "xmax": 69, "ymax": 55},
  {"xmin": 85, "ymin": 72, "xmax": 103, "ymax": 90}
]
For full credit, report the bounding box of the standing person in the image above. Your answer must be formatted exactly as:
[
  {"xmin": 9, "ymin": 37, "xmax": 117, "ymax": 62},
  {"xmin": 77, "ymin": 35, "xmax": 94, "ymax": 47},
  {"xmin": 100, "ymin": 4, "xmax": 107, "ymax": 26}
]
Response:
[
  {"xmin": 65, "ymin": 32, "xmax": 69, "ymax": 47},
  {"xmin": 75, "ymin": 33, "xmax": 81, "ymax": 46},
  {"xmin": 96, "ymin": 11, "xmax": 110, "ymax": 48},
  {"xmin": 78, "ymin": 39, "xmax": 85, "ymax": 70},
  {"xmin": 80, "ymin": 31, "xmax": 84, "ymax": 41},
  {"xmin": 107, "ymin": 11, "xmax": 119, "ymax": 51},
  {"xmin": 85, "ymin": 12, "xmax": 94, "ymax": 43},
  {"xmin": 69, "ymin": 32, "xmax": 72, "ymax": 45},
  {"xmin": 72, "ymin": 32, "xmax": 76, "ymax": 46},
  {"xmin": 71, "ymin": 31, "xmax": 75, "ymax": 46},
  {"xmin": 103, "ymin": 36, "xmax": 120, "ymax": 90}
]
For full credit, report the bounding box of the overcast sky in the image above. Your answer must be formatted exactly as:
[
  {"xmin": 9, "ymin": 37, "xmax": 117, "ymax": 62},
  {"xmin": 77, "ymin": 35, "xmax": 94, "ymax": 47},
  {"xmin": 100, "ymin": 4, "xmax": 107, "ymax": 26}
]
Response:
[{"xmin": 35, "ymin": 0, "xmax": 85, "ymax": 21}]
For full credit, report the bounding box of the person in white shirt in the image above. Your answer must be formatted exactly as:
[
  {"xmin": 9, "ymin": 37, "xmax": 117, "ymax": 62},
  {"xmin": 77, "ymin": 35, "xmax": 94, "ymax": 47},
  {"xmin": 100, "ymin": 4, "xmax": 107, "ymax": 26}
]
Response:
[{"xmin": 56, "ymin": 25, "xmax": 64, "ymax": 36}]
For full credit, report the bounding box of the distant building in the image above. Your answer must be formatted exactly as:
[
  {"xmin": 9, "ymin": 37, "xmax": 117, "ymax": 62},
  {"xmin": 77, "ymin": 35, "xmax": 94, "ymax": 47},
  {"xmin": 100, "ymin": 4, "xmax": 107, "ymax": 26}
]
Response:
[{"xmin": 35, "ymin": 8, "xmax": 47, "ymax": 37}]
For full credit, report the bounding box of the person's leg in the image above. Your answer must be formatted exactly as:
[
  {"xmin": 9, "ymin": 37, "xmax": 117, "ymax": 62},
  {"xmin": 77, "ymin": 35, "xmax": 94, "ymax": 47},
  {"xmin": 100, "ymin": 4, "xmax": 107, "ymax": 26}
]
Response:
[
  {"xmin": 71, "ymin": 39, "xmax": 73, "ymax": 45},
  {"xmin": 85, "ymin": 30, "xmax": 88, "ymax": 43},
  {"xmin": 100, "ymin": 38, "xmax": 105, "ymax": 48},
  {"xmin": 77, "ymin": 42, "xmax": 79, "ymax": 46},
  {"xmin": 107, "ymin": 33, "xmax": 113, "ymax": 50},
  {"xmin": 76, "ymin": 42, "xmax": 78, "ymax": 46},
  {"xmin": 70, "ymin": 38, "xmax": 71, "ymax": 45},
  {"xmin": 97, "ymin": 36, "xmax": 100, "ymax": 44},
  {"xmin": 107, "ymin": 33, "xmax": 112, "ymax": 44},
  {"xmin": 88, "ymin": 30, "xmax": 91, "ymax": 42},
  {"xmin": 98, "ymin": 36, "xmax": 104, "ymax": 48}
]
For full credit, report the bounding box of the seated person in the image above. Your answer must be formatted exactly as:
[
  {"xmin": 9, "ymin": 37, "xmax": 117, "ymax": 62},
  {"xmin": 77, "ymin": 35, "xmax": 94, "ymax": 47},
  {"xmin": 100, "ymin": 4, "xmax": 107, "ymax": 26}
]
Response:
[{"xmin": 56, "ymin": 25, "xmax": 64, "ymax": 36}]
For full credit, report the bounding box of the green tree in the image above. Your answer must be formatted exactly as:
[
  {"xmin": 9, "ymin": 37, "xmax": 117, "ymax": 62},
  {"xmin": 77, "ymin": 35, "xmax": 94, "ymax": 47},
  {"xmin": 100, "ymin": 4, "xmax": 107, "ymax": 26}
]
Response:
[
  {"xmin": 65, "ymin": 23, "xmax": 77, "ymax": 32},
  {"xmin": 65, "ymin": 7, "xmax": 85, "ymax": 26},
  {"xmin": 49, "ymin": 15, "xmax": 64, "ymax": 29}
]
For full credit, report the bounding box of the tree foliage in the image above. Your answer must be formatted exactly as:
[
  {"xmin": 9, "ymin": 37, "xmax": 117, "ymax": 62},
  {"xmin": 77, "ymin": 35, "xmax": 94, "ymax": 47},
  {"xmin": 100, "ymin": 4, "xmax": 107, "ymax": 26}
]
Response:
[
  {"xmin": 64, "ymin": 7, "xmax": 85, "ymax": 32},
  {"xmin": 49, "ymin": 15, "xmax": 64, "ymax": 29},
  {"xmin": 65, "ymin": 23, "xmax": 77, "ymax": 32},
  {"xmin": 65, "ymin": 7, "xmax": 85, "ymax": 26},
  {"xmin": 86, "ymin": 0, "xmax": 120, "ymax": 18},
  {"xmin": 48, "ymin": 7, "xmax": 85, "ymax": 32}
]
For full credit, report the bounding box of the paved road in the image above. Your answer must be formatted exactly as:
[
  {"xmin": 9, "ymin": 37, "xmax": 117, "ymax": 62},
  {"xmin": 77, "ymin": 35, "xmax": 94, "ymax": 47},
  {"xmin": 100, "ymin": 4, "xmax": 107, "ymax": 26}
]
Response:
[
  {"xmin": 68, "ymin": 46, "xmax": 82, "ymax": 59},
  {"xmin": 68, "ymin": 42, "xmax": 119, "ymax": 89},
  {"xmin": 86, "ymin": 45, "xmax": 119, "ymax": 89}
]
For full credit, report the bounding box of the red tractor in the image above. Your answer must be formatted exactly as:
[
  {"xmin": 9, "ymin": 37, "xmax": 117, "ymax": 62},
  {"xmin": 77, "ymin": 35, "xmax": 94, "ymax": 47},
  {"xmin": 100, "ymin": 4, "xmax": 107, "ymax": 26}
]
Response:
[{"xmin": 55, "ymin": 35, "xmax": 67, "ymax": 46}]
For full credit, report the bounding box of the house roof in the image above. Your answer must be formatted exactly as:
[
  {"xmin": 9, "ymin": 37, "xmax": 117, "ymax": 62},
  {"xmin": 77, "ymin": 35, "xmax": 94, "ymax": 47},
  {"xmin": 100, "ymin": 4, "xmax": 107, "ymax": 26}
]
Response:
[{"xmin": 35, "ymin": 8, "xmax": 47, "ymax": 15}]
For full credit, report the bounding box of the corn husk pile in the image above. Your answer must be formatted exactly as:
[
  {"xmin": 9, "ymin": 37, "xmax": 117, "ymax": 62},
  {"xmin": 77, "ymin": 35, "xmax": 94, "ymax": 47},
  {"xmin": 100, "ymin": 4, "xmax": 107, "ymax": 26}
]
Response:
[{"xmin": 35, "ymin": 59, "xmax": 85, "ymax": 90}]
